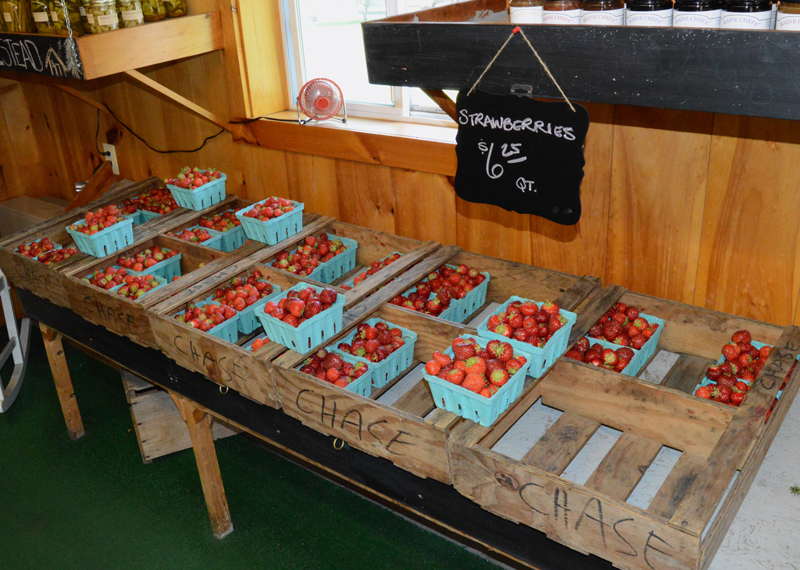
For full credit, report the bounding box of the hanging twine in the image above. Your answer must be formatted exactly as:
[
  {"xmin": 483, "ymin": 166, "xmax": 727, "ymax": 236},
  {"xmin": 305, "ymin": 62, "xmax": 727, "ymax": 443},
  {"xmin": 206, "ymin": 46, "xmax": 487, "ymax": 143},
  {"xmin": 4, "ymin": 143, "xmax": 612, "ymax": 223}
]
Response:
[{"xmin": 468, "ymin": 26, "xmax": 576, "ymax": 113}]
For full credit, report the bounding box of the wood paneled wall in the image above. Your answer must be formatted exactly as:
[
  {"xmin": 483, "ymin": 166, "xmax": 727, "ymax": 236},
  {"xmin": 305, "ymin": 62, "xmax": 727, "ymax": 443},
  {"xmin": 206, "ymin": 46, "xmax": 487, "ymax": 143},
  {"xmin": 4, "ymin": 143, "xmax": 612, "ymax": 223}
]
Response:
[{"xmin": 1, "ymin": 50, "xmax": 800, "ymax": 327}]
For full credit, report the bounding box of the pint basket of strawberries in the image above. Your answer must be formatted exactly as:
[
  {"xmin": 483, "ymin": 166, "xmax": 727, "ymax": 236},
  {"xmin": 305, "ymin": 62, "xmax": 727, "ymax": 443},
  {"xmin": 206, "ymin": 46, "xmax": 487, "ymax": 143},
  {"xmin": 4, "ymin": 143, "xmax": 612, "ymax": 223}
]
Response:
[
  {"xmin": 209, "ymin": 270, "xmax": 281, "ymax": 334},
  {"xmin": 198, "ymin": 209, "xmax": 246, "ymax": 252},
  {"xmin": 256, "ymin": 283, "xmax": 344, "ymax": 352},
  {"xmin": 16, "ymin": 238, "xmax": 78, "ymax": 266},
  {"xmin": 334, "ymin": 318, "xmax": 418, "ymax": 388},
  {"xmin": 271, "ymin": 233, "xmax": 358, "ymax": 284},
  {"xmin": 297, "ymin": 347, "xmax": 374, "ymax": 397},
  {"xmin": 235, "ymin": 197, "xmax": 304, "ymax": 245},
  {"xmin": 340, "ymin": 252, "xmax": 403, "ymax": 290},
  {"xmin": 477, "ymin": 296, "xmax": 577, "ymax": 378},
  {"xmin": 423, "ymin": 334, "xmax": 532, "ymax": 427},
  {"xmin": 116, "ymin": 246, "xmax": 182, "ymax": 282},
  {"xmin": 173, "ymin": 299, "xmax": 240, "ymax": 343},
  {"xmin": 168, "ymin": 225, "xmax": 224, "ymax": 248},
  {"xmin": 66, "ymin": 205, "xmax": 135, "ymax": 258},
  {"xmin": 165, "ymin": 167, "xmax": 226, "ymax": 211}
]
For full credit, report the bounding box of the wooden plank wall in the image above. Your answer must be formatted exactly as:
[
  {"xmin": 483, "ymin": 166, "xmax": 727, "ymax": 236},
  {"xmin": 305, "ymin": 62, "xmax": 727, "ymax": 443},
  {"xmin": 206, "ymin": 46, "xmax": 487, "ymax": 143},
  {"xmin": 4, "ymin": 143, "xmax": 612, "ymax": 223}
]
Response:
[{"xmin": 1, "ymin": 51, "xmax": 800, "ymax": 327}]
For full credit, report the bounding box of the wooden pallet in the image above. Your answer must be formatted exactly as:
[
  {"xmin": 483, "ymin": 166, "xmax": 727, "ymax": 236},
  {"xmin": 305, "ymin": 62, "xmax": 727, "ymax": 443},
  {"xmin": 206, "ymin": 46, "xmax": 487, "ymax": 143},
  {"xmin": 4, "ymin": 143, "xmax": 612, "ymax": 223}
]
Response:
[
  {"xmin": 447, "ymin": 288, "xmax": 800, "ymax": 570},
  {"xmin": 147, "ymin": 217, "xmax": 438, "ymax": 408},
  {"xmin": 272, "ymin": 246, "xmax": 599, "ymax": 483},
  {"xmin": 121, "ymin": 369, "xmax": 238, "ymax": 463}
]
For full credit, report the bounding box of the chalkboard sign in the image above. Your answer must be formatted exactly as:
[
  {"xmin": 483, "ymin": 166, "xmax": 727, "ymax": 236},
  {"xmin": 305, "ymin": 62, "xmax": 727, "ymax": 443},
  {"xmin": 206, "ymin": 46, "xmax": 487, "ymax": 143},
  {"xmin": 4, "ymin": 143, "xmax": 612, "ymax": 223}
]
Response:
[
  {"xmin": 454, "ymin": 89, "xmax": 590, "ymax": 226},
  {"xmin": 0, "ymin": 34, "xmax": 84, "ymax": 79}
]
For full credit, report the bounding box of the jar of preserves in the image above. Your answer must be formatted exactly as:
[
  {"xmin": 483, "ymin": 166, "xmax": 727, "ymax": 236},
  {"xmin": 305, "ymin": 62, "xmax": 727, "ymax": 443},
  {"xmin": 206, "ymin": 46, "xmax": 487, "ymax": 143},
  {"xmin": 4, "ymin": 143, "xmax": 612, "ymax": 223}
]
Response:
[
  {"xmin": 627, "ymin": 0, "xmax": 673, "ymax": 25},
  {"xmin": 777, "ymin": 0, "xmax": 800, "ymax": 28},
  {"xmin": 509, "ymin": 0, "xmax": 544, "ymax": 22},
  {"xmin": 720, "ymin": 0, "xmax": 773, "ymax": 28},
  {"xmin": 673, "ymin": 0, "xmax": 722, "ymax": 27},
  {"xmin": 163, "ymin": 0, "xmax": 185, "ymax": 17},
  {"xmin": 581, "ymin": 0, "xmax": 625, "ymax": 24},
  {"xmin": 1, "ymin": 0, "xmax": 36, "ymax": 32},
  {"xmin": 543, "ymin": 0, "xmax": 582, "ymax": 24},
  {"xmin": 140, "ymin": 0, "xmax": 164, "ymax": 21},
  {"xmin": 85, "ymin": 0, "xmax": 119, "ymax": 33},
  {"xmin": 116, "ymin": 0, "xmax": 143, "ymax": 26},
  {"xmin": 32, "ymin": 1, "xmax": 84, "ymax": 36}
]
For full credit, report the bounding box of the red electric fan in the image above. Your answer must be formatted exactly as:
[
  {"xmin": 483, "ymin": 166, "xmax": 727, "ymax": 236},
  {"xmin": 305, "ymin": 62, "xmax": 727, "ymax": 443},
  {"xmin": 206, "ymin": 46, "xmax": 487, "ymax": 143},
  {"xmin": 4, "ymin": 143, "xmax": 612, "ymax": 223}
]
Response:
[{"xmin": 297, "ymin": 78, "xmax": 347, "ymax": 125}]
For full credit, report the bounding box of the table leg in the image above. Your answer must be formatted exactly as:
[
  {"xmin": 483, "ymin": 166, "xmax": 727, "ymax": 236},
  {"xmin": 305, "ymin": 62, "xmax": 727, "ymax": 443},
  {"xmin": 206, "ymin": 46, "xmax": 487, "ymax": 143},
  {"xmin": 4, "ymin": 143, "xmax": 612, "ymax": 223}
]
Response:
[
  {"xmin": 170, "ymin": 392, "xmax": 233, "ymax": 539},
  {"xmin": 40, "ymin": 323, "xmax": 85, "ymax": 440}
]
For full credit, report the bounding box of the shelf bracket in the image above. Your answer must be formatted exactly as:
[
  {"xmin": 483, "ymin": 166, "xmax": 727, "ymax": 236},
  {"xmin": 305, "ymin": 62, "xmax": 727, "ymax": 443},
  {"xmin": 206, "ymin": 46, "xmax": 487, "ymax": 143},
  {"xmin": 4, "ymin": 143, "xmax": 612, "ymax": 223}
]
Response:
[
  {"xmin": 124, "ymin": 69, "xmax": 231, "ymax": 132},
  {"xmin": 422, "ymin": 89, "xmax": 457, "ymax": 122}
]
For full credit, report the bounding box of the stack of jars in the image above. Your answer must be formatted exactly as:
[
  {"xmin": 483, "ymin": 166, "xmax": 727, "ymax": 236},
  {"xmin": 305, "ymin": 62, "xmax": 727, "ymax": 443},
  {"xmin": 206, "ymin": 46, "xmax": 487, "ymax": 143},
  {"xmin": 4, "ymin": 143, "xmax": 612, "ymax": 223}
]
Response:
[
  {"xmin": 0, "ymin": 0, "xmax": 185, "ymax": 34},
  {"xmin": 508, "ymin": 0, "xmax": 800, "ymax": 30}
]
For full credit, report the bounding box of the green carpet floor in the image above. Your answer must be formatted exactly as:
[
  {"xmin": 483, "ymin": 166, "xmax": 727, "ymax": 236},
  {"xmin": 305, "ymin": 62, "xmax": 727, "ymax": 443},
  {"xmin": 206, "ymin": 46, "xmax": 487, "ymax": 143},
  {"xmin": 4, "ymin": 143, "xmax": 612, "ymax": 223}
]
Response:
[{"xmin": 0, "ymin": 328, "xmax": 500, "ymax": 570}]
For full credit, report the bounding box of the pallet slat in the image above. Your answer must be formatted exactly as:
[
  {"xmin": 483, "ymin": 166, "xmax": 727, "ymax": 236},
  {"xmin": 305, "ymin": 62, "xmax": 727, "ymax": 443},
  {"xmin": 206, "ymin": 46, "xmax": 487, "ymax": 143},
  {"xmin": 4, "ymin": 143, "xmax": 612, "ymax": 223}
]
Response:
[
  {"xmin": 520, "ymin": 411, "xmax": 600, "ymax": 475},
  {"xmin": 584, "ymin": 432, "xmax": 663, "ymax": 502}
]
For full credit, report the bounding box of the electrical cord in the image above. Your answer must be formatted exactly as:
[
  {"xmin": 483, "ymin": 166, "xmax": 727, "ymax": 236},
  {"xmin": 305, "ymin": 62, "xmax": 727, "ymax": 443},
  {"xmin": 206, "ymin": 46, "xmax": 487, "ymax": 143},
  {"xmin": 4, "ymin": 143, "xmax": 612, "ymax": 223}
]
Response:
[{"xmin": 228, "ymin": 116, "xmax": 299, "ymax": 124}]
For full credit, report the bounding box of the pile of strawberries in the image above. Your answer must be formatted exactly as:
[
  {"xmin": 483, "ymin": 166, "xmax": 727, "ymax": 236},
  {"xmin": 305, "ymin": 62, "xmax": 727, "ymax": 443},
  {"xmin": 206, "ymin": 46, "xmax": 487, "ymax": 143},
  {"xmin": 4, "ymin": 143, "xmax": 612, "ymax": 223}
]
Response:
[
  {"xmin": 241, "ymin": 197, "xmax": 295, "ymax": 221},
  {"xmin": 587, "ymin": 302, "xmax": 659, "ymax": 350},
  {"xmin": 199, "ymin": 210, "xmax": 240, "ymax": 232},
  {"xmin": 16, "ymin": 238, "xmax": 77, "ymax": 266},
  {"xmin": 341, "ymin": 253, "xmax": 403, "ymax": 291},
  {"xmin": 299, "ymin": 348, "xmax": 369, "ymax": 388},
  {"xmin": 210, "ymin": 270, "xmax": 274, "ymax": 313},
  {"xmin": 83, "ymin": 266, "xmax": 129, "ymax": 290},
  {"xmin": 565, "ymin": 338, "xmax": 634, "ymax": 372},
  {"xmin": 695, "ymin": 330, "xmax": 772, "ymax": 406},
  {"xmin": 116, "ymin": 275, "xmax": 162, "ymax": 301},
  {"xmin": 485, "ymin": 299, "xmax": 568, "ymax": 349},
  {"xmin": 250, "ymin": 336, "xmax": 270, "ymax": 351},
  {"xmin": 337, "ymin": 321, "xmax": 405, "ymax": 363},
  {"xmin": 121, "ymin": 187, "xmax": 178, "ymax": 215},
  {"xmin": 69, "ymin": 205, "xmax": 126, "ymax": 235},
  {"xmin": 263, "ymin": 286, "xmax": 338, "ymax": 328},
  {"xmin": 117, "ymin": 246, "xmax": 178, "ymax": 272},
  {"xmin": 271, "ymin": 234, "xmax": 349, "ymax": 277},
  {"xmin": 424, "ymin": 337, "xmax": 526, "ymax": 399},
  {"xmin": 175, "ymin": 302, "xmax": 237, "ymax": 333},
  {"xmin": 166, "ymin": 167, "xmax": 222, "ymax": 190},
  {"xmin": 169, "ymin": 227, "xmax": 215, "ymax": 244},
  {"xmin": 389, "ymin": 264, "xmax": 486, "ymax": 317}
]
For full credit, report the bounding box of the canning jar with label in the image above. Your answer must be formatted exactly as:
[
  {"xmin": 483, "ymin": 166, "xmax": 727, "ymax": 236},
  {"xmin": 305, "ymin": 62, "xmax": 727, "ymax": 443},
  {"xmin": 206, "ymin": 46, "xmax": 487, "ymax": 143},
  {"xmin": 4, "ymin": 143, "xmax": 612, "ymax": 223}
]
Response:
[
  {"xmin": 720, "ymin": 0, "xmax": 773, "ymax": 28},
  {"xmin": 140, "ymin": 0, "xmax": 164, "ymax": 21},
  {"xmin": 543, "ymin": 0, "xmax": 582, "ymax": 24},
  {"xmin": 116, "ymin": 0, "xmax": 142, "ymax": 26},
  {"xmin": 627, "ymin": 0, "xmax": 673, "ymax": 25},
  {"xmin": 85, "ymin": 0, "xmax": 119, "ymax": 33},
  {"xmin": 163, "ymin": 0, "xmax": 185, "ymax": 17},
  {"xmin": 777, "ymin": 0, "xmax": 800, "ymax": 28},
  {"xmin": 510, "ymin": 0, "xmax": 545, "ymax": 23},
  {"xmin": 1, "ymin": 0, "xmax": 36, "ymax": 32},
  {"xmin": 673, "ymin": 0, "xmax": 722, "ymax": 27},
  {"xmin": 34, "ymin": 0, "xmax": 84, "ymax": 36},
  {"xmin": 581, "ymin": 0, "xmax": 625, "ymax": 24}
]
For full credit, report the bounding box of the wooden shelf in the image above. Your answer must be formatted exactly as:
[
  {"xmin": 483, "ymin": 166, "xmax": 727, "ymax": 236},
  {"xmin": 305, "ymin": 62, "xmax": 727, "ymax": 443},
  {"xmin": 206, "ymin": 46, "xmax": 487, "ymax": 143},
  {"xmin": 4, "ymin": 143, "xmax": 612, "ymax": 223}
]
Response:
[
  {"xmin": 0, "ymin": 12, "xmax": 222, "ymax": 80},
  {"xmin": 362, "ymin": 0, "xmax": 800, "ymax": 121}
]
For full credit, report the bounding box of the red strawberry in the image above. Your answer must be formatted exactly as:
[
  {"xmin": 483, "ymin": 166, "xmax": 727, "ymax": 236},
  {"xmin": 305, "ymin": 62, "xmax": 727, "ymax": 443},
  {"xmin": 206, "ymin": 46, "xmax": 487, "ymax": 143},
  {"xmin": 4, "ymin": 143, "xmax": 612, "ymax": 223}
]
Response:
[
  {"xmin": 731, "ymin": 330, "xmax": 751, "ymax": 345},
  {"xmin": 489, "ymin": 368, "xmax": 509, "ymax": 387},
  {"xmin": 631, "ymin": 334, "xmax": 647, "ymax": 350},
  {"xmin": 617, "ymin": 347, "xmax": 635, "ymax": 361},
  {"xmin": 493, "ymin": 323, "xmax": 513, "ymax": 338},
  {"xmin": 452, "ymin": 342, "xmax": 476, "ymax": 361},
  {"xmin": 565, "ymin": 349, "xmax": 585, "ymax": 361},
  {"xmin": 505, "ymin": 358, "xmax": 522, "ymax": 375},
  {"xmin": 541, "ymin": 301, "xmax": 560, "ymax": 316},
  {"xmin": 425, "ymin": 360, "xmax": 441, "ymax": 375},
  {"xmin": 520, "ymin": 301, "xmax": 538, "ymax": 316},
  {"xmin": 602, "ymin": 349, "xmax": 619, "ymax": 367},
  {"xmin": 432, "ymin": 351, "xmax": 451, "ymax": 367},
  {"xmin": 365, "ymin": 340, "xmax": 380, "ymax": 354},
  {"xmin": 464, "ymin": 357, "xmax": 486, "ymax": 376},
  {"xmin": 548, "ymin": 314, "xmax": 568, "ymax": 334},
  {"xmin": 462, "ymin": 373, "xmax": 485, "ymax": 394},
  {"xmin": 696, "ymin": 385, "xmax": 712, "ymax": 399},
  {"xmin": 534, "ymin": 309, "xmax": 550, "ymax": 324},
  {"xmin": 575, "ymin": 337, "xmax": 590, "ymax": 353},
  {"xmin": 444, "ymin": 368, "xmax": 465, "ymax": 385},
  {"xmin": 722, "ymin": 344, "xmax": 742, "ymax": 361},
  {"xmin": 491, "ymin": 342, "xmax": 514, "ymax": 363},
  {"xmin": 706, "ymin": 365, "xmax": 722, "ymax": 380},
  {"xmin": 603, "ymin": 322, "xmax": 623, "ymax": 342},
  {"xmin": 485, "ymin": 359, "xmax": 504, "ymax": 374},
  {"xmin": 319, "ymin": 288, "xmax": 338, "ymax": 305},
  {"xmin": 759, "ymin": 345, "xmax": 772, "ymax": 360}
]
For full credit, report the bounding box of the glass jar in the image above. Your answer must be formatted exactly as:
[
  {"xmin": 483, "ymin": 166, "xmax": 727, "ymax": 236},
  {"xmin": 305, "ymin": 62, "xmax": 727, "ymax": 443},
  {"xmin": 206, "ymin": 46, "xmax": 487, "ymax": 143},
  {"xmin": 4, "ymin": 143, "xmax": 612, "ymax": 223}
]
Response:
[
  {"xmin": 85, "ymin": 0, "xmax": 119, "ymax": 33},
  {"xmin": 140, "ymin": 0, "xmax": 163, "ymax": 21},
  {"xmin": 163, "ymin": 0, "xmax": 185, "ymax": 18},
  {"xmin": 510, "ymin": 0, "xmax": 544, "ymax": 22},
  {"xmin": 543, "ymin": 0, "xmax": 582, "ymax": 24},
  {"xmin": 116, "ymin": 0, "xmax": 143, "ymax": 26},
  {"xmin": 627, "ymin": 0, "xmax": 673, "ymax": 25},
  {"xmin": 777, "ymin": 0, "xmax": 800, "ymax": 28},
  {"xmin": 1, "ymin": 0, "xmax": 36, "ymax": 31},
  {"xmin": 720, "ymin": 0, "xmax": 773, "ymax": 28},
  {"xmin": 581, "ymin": 0, "xmax": 625, "ymax": 24},
  {"xmin": 673, "ymin": 0, "xmax": 723, "ymax": 27},
  {"xmin": 32, "ymin": 0, "xmax": 84, "ymax": 36}
]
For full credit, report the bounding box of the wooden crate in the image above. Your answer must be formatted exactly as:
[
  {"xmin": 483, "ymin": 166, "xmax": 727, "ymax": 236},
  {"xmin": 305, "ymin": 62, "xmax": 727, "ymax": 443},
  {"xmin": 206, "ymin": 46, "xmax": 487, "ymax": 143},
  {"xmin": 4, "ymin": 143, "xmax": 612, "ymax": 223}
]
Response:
[
  {"xmin": 272, "ymin": 247, "xmax": 599, "ymax": 484},
  {"xmin": 447, "ymin": 287, "xmax": 800, "ymax": 570},
  {"xmin": 147, "ymin": 215, "xmax": 338, "ymax": 408},
  {"xmin": 121, "ymin": 369, "xmax": 238, "ymax": 463},
  {"xmin": 60, "ymin": 232, "xmax": 258, "ymax": 349}
]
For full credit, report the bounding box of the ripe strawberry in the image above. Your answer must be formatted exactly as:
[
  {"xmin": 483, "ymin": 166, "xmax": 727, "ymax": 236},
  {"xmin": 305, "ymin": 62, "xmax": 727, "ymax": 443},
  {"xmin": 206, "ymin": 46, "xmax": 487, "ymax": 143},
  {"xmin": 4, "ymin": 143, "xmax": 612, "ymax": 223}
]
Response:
[
  {"xmin": 603, "ymin": 322, "xmax": 623, "ymax": 342},
  {"xmin": 631, "ymin": 334, "xmax": 647, "ymax": 350},
  {"xmin": 617, "ymin": 347, "xmax": 634, "ymax": 361},
  {"xmin": 485, "ymin": 359, "xmax": 504, "ymax": 374},
  {"xmin": 565, "ymin": 349, "xmax": 585, "ymax": 361},
  {"xmin": 462, "ymin": 373, "xmax": 486, "ymax": 394},
  {"xmin": 731, "ymin": 330, "xmax": 752, "ymax": 345},
  {"xmin": 759, "ymin": 345, "xmax": 772, "ymax": 360},
  {"xmin": 464, "ymin": 357, "xmax": 486, "ymax": 376},
  {"xmin": 548, "ymin": 314, "xmax": 568, "ymax": 334},
  {"xmin": 696, "ymin": 385, "xmax": 712, "ymax": 399},
  {"xmin": 625, "ymin": 307, "xmax": 640, "ymax": 320},
  {"xmin": 505, "ymin": 358, "xmax": 522, "ymax": 375},
  {"xmin": 706, "ymin": 365, "xmax": 722, "ymax": 380},
  {"xmin": 489, "ymin": 368, "xmax": 509, "ymax": 387},
  {"xmin": 721, "ymin": 344, "xmax": 742, "ymax": 361},
  {"xmin": 520, "ymin": 301, "xmax": 538, "ymax": 316},
  {"xmin": 541, "ymin": 301, "xmax": 560, "ymax": 316},
  {"xmin": 602, "ymin": 349, "xmax": 619, "ymax": 367},
  {"xmin": 730, "ymin": 391, "xmax": 745, "ymax": 406},
  {"xmin": 574, "ymin": 337, "xmax": 590, "ymax": 353},
  {"xmin": 432, "ymin": 351, "xmax": 451, "ymax": 367},
  {"xmin": 425, "ymin": 360, "xmax": 441, "ymax": 375},
  {"xmin": 452, "ymin": 342, "xmax": 476, "ymax": 361},
  {"xmin": 491, "ymin": 342, "xmax": 513, "ymax": 363},
  {"xmin": 444, "ymin": 368, "xmax": 465, "ymax": 385},
  {"xmin": 480, "ymin": 387, "xmax": 493, "ymax": 399}
]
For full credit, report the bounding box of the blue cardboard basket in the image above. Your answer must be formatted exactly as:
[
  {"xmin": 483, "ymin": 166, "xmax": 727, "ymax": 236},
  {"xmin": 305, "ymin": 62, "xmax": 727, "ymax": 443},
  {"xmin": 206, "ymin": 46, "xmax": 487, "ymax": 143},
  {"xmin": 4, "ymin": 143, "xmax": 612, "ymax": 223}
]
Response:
[
  {"xmin": 123, "ymin": 210, "xmax": 146, "ymax": 226},
  {"xmin": 66, "ymin": 217, "xmax": 134, "ymax": 258},
  {"xmin": 127, "ymin": 250, "xmax": 182, "ymax": 282},
  {"xmin": 112, "ymin": 274, "xmax": 167, "ymax": 301},
  {"xmin": 167, "ymin": 171, "xmax": 227, "ymax": 211},
  {"xmin": 297, "ymin": 350, "xmax": 374, "ymax": 397},
  {"xmin": 334, "ymin": 318, "xmax": 418, "ymax": 388},
  {"xmin": 175, "ymin": 225, "xmax": 224, "ymax": 250},
  {"xmin": 233, "ymin": 282, "xmax": 282, "ymax": 334},
  {"xmin": 215, "ymin": 224, "xmax": 247, "ymax": 253},
  {"xmin": 423, "ymin": 334, "xmax": 532, "ymax": 427},
  {"xmin": 401, "ymin": 267, "xmax": 490, "ymax": 324},
  {"xmin": 477, "ymin": 297, "xmax": 577, "ymax": 378},
  {"xmin": 580, "ymin": 312, "xmax": 665, "ymax": 377},
  {"xmin": 400, "ymin": 286, "xmax": 459, "ymax": 322},
  {"xmin": 139, "ymin": 210, "xmax": 163, "ymax": 222},
  {"xmin": 254, "ymin": 283, "xmax": 345, "ymax": 352},
  {"xmin": 278, "ymin": 234, "xmax": 359, "ymax": 285},
  {"xmin": 179, "ymin": 298, "xmax": 240, "ymax": 343},
  {"xmin": 235, "ymin": 199, "xmax": 304, "ymax": 245}
]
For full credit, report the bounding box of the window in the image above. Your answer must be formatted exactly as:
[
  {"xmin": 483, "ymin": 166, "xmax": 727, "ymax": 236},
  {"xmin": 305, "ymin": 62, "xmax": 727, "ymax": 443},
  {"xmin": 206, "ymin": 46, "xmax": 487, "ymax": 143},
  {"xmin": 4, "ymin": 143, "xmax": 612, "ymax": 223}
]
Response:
[{"xmin": 281, "ymin": 0, "xmax": 463, "ymax": 124}]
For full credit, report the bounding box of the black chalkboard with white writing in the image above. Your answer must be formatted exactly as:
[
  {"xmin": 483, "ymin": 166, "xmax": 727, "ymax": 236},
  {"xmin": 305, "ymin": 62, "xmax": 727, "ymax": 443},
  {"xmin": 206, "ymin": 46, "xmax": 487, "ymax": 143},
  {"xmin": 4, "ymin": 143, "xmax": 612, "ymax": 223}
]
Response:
[
  {"xmin": 0, "ymin": 34, "xmax": 84, "ymax": 79},
  {"xmin": 454, "ymin": 89, "xmax": 589, "ymax": 226}
]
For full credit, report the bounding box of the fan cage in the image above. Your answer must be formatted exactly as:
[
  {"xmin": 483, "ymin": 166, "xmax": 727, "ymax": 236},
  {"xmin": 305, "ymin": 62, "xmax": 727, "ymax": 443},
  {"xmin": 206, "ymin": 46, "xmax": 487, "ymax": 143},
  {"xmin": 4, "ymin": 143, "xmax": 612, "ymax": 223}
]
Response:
[{"xmin": 298, "ymin": 78, "xmax": 344, "ymax": 121}]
